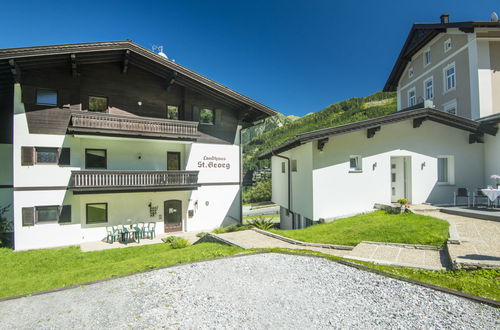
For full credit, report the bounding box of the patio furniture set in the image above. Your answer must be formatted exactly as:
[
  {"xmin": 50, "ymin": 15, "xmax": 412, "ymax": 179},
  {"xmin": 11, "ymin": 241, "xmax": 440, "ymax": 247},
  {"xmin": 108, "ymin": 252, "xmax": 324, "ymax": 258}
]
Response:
[
  {"xmin": 454, "ymin": 187, "xmax": 500, "ymax": 208},
  {"xmin": 105, "ymin": 222, "xmax": 156, "ymax": 244}
]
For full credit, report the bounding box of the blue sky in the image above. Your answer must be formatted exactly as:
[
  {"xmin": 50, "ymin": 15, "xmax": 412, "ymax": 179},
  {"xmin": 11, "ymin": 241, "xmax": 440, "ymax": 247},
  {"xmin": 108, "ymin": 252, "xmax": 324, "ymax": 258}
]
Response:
[{"xmin": 1, "ymin": 1, "xmax": 498, "ymax": 116}]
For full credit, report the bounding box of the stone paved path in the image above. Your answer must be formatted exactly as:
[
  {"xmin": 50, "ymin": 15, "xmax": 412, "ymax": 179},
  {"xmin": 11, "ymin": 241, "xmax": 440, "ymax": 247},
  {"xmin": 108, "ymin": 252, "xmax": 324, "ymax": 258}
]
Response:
[
  {"xmin": 217, "ymin": 230, "xmax": 447, "ymax": 270},
  {"xmin": 420, "ymin": 210, "xmax": 500, "ymax": 269}
]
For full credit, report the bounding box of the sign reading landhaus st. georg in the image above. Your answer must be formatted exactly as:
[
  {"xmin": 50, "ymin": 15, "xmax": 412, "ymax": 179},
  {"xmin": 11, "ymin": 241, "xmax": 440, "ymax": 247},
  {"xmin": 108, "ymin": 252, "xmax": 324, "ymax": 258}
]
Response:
[
  {"xmin": 197, "ymin": 156, "xmax": 231, "ymax": 170},
  {"xmin": 186, "ymin": 144, "xmax": 239, "ymax": 183}
]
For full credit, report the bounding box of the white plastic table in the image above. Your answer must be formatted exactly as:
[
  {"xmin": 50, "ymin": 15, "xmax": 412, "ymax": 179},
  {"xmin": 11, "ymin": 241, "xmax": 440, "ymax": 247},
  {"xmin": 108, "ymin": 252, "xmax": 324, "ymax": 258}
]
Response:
[{"xmin": 481, "ymin": 189, "xmax": 500, "ymax": 202}]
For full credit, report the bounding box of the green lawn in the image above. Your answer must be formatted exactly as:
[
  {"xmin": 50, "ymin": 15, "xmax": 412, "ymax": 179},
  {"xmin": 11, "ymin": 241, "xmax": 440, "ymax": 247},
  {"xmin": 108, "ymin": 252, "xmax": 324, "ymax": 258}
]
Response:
[
  {"xmin": 243, "ymin": 214, "xmax": 279, "ymax": 221},
  {"xmin": 267, "ymin": 249, "xmax": 500, "ymax": 301},
  {"xmin": 269, "ymin": 210, "xmax": 449, "ymax": 246},
  {"xmin": 0, "ymin": 243, "xmax": 243, "ymax": 299}
]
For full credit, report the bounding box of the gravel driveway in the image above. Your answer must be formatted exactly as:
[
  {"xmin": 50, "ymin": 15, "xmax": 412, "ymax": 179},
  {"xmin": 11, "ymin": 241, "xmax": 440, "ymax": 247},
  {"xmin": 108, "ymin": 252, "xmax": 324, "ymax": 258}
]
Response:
[{"xmin": 0, "ymin": 253, "xmax": 498, "ymax": 329}]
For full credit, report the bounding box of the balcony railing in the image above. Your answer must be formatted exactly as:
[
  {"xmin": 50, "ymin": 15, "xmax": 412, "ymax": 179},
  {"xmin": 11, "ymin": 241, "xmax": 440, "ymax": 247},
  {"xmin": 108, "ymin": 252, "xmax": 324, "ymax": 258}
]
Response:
[
  {"xmin": 70, "ymin": 170, "xmax": 199, "ymax": 192},
  {"xmin": 69, "ymin": 112, "xmax": 199, "ymax": 139}
]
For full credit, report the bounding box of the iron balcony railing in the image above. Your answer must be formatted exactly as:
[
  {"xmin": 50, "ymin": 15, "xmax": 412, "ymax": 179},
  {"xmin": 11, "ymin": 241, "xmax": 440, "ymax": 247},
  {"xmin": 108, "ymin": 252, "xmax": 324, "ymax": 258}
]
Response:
[
  {"xmin": 69, "ymin": 111, "xmax": 199, "ymax": 138},
  {"xmin": 70, "ymin": 170, "xmax": 199, "ymax": 191}
]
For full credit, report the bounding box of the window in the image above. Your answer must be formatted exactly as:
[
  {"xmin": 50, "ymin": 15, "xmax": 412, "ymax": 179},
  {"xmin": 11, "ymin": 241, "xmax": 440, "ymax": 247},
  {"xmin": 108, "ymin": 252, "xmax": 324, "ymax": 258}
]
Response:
[
  {"xmin": 167, "ymin": 105, "xmax": 179, "ymax": 120},
  {"xmin": 437, "ymin": 156, "xmax": 454, "ymax": 184},
  {"xmin": 85, "ymin": 149, "xmax": 107, "ymax": 169},
  {"xmin": 424, "ymin": 77, "xmax": 434, "ymax": 100},
  {"xmin": 36, "ymin": 89, "xmax": 58, "ymax": 106},
  {"xmin": 444, "ymin": 63, "xmax": 456, "ymax": 92},
  {"xmin": 36, "ymin": 147, "xmax": 58, "ymax": 164},
  {"xmin": 86, "ymin": 203, "xmax": 108, "ymax": 224},
  {"xmin": 424, "ymin": 49, "xmax": 431, "ymax": 67},
  {"xmin": 291, "ymin": 159, "xmax": 297, "ymax": 172},
  {"xmin": 36, "ymin": 206, "xmax": 59, "ymax": 223},
  {"xmin": 444, "ymin": 38, "xmax": 452, "ymax": 52},
  {"xmin": 408, "ymin": 67, "xmax": 414, "ymax": 79},
  {"xmin": 349, "ymin": 155, "xmax": 362, "ymax": 171},
  {"xmin": 199, "ymin": 108, "xmax": 215, "ymax": 124},
  {"xmin": 281, "ymin": 162, "xmax": 286, "ymax": 173},
  {"xmin": 167, "ymin": 152, "xmax": 181, "ymax": 170},
  {"xmin": 443, "ymin": 100, "xmax": 457, "ymax": 115},
  {"xmin": 89, "ymin": 96, "xmax": 108, "ymax": 112},
  {"xmin": 408, "ymin": 88, "xmax": 416, "ymax": 107}
]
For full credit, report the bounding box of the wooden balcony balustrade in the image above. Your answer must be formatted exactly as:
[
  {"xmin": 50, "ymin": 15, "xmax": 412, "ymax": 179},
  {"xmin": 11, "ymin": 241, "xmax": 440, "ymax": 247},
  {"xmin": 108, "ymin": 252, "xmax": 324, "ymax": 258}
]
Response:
[
  {"xmin": 70, "ymin": 170, "xmax": 199, "ymax": 192},
  {"xmin": 69, "ymin": 111, "xmax": 199, "ymax": 138}
]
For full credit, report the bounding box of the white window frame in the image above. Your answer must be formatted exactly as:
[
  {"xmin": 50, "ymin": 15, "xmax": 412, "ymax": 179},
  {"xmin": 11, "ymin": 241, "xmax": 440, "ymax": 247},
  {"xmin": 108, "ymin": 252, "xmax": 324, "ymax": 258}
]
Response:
[
  {"xmin": 407, "ymin": 87, "xmax": 417, "ymax": 107},
  {"xmin": 423, "ymin": 76, "xmax": 434, "ymax": 100},
  {"xmin": 443, "ymin": 99, "xmax": 457, "ymax": 115},
  {"xmin": 408, "ymin": 67, "xmax": 414, "ymax": 79},
  {"xmin": 444, "ymin": 38, "xmax": 452, "ymax": 53},
  {"xmin": 443, "ymin": 62, "xmax": 456, "ymax": 93},
  {"xmin": 349, "ymin": 155, "xmax": 362, "ymax": 172},
  {"xmin": 437, "ymin": 156, "xmax": 455, "ymax": 185},
  {"xmin": 423, "ymin": 48, "xmax": 431, "ymax": 67}
]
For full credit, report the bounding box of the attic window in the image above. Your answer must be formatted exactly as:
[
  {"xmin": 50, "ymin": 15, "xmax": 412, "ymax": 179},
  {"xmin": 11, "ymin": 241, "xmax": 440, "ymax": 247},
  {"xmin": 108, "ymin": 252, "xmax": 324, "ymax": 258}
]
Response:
[
  {"xmin": 424, "ymin": 49, "xmax": 431, "ymax": 67},
  {"xmin": 444, "ymin": 38, "xmax": 452, "ymax": 52},
  {"xmin": 36, "ymin": 89, "xmax": 58, "ymax": 106},
  {"xmin": 408, "ymin": 67, "xmax": 414, "ymax": 79}
]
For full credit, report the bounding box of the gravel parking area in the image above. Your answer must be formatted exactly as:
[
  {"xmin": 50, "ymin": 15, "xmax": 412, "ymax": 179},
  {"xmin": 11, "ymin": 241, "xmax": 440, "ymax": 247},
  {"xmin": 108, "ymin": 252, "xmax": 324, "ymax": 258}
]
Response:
[{"xmin": 0, "ymin": 253, "xmax": 498, "ymax": 329}]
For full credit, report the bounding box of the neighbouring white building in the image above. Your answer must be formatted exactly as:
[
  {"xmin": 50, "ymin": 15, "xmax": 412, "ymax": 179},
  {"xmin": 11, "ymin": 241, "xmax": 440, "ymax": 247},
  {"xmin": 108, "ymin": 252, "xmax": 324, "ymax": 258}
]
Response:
[
  {"xmin": 0, "ymin": 41, "xmax": 276, "ymax": 250},
  {"xmin": 262, "ymin": 14, "xmax": 500, "ymax": 229}
]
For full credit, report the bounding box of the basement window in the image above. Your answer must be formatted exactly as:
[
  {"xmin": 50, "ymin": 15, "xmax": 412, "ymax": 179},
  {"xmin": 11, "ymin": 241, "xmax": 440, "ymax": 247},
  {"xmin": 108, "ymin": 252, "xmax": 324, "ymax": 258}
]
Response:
[
  {"xmin": 36, "ymin": 206, "xmax": 59, "ymax": 223},
  {"xmin": 36, "ymin": 89, "xmax": 58, "ymax": 106},
  {"xmin": 349, "ymin": 155, "xmax": 362, "ymax": 172}
]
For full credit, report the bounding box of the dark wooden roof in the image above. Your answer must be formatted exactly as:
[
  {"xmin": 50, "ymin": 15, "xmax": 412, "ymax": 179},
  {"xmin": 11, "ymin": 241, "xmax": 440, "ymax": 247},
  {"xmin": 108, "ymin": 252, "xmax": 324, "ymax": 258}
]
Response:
[
  {"xmin": 258, "ymin": 108, "xmax": 498, "ymax": 159},
  {"xmin": 0, "ymin": 41, "xmax": 277, "ymax": 120},
  {"xmin": 384, "ymin": 21, "xmax": 500, "ymax": 92}
]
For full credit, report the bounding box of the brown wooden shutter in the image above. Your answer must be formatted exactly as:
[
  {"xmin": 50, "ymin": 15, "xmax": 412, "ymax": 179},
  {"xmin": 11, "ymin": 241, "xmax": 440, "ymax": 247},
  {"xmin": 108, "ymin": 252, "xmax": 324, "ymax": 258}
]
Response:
[
  {"xmin": 215, "ymin": 109, "xmax": 222, "ymax": 125},
  {"xmin": 21, "ymin": 85, "xmax": 36, "ymax": 104},
  {"xmin": 21, "ymin": 147, "xmax": 35, "ymax": 166},
  {"xmin": 60, "ymin": 89, "xmax": 71, "ymax": 107},
  {"xmin": 192, "ymin": 106, "xmax": 199, "ymax": 121},
  {"xmin": 58, "ymin": 205, "xmax": 72, "ymax": 224},
  {"xmin": 22, "ymin": 207, "xmax": 35, "ymax": 226},
  {"xmin": 58, "ymin": 148, "xmax": 71, "ymax": 166}
]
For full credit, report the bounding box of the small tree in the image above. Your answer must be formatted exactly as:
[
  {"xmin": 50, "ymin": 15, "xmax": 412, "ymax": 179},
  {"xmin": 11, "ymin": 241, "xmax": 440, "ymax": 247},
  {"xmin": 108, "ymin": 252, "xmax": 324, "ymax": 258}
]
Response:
[{"xmin": 243, "ymin": 179, "xmax": 272, "ymax": 204}]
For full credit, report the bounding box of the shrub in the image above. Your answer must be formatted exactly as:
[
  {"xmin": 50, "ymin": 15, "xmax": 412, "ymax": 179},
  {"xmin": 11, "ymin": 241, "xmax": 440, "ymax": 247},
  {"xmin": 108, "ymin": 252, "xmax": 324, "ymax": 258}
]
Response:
[
  {"xmin": 162, "ymin": 236, "xmax": 190, "ymax": 249},
  {"xmin": 212, "ymin": 224, "xmax": 251, "ymax": 234},
  {"xmin": 396, "ymin": 198, "xmax": 408, "ymax": 205},
  {"xmin": 242, "ymin": 179, "xmax": 272, "ymax": 204},
  {"xmin": 248, "ymin": 216, "xmax": 275, "ymax": 230},
  {"xmin": 196, "ymin": 232, "xmax": 208, "ymax": 238},
  {"xmin": 212, "ymin": 226, "xmax": 227, "ymax": 234}
]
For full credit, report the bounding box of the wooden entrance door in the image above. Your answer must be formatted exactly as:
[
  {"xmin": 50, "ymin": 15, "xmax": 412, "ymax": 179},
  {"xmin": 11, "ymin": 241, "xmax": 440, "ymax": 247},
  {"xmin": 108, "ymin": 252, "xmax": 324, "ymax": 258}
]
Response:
[{"xmin": 164, "ymin": 200, "xmax": 182, "ymax": 232}]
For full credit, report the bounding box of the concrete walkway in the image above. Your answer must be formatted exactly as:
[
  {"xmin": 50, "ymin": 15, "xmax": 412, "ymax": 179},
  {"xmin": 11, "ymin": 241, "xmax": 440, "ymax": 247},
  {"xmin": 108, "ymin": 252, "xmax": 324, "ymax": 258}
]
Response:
[
  {"xmin": 421, "ymin": 210, "xmax": 500, "ymax": 269},
  {"xmin": 217, "ymin": 230, "xmax": 448, "ymax": 270}
]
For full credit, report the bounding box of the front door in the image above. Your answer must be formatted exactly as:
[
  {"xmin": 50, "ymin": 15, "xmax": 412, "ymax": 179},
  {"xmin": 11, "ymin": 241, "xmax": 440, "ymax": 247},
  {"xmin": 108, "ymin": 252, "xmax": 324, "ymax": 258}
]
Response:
[
  {"xmin": 164, "ymin": 200, "xmax": 182, "ymax": 232},
  {"xmin": 391, "ymin": 157, "xmax": 406, "ymax": 203}
]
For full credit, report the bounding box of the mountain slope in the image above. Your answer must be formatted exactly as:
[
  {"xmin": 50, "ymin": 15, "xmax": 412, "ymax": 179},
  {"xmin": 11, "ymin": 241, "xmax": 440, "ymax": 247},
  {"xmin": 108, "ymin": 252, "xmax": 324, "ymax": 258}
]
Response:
[{"xmin": 243, "ymin": 91, "xmax": 397, "ymax": 171}]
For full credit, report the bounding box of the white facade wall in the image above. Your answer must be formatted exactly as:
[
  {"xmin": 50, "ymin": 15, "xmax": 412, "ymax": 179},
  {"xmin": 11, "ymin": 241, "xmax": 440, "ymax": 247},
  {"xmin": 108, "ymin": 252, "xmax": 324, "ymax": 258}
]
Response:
[
  {"xmin": 272, "ymin": 120, "xmax": 485, "ymax": 224},
  {"xmin": 10, "ymin": 84, "xmax": 243, "ymax": 250},
  {"xmin": 484, "ymin": 134, "xmax": 500, "ymax": 186}
]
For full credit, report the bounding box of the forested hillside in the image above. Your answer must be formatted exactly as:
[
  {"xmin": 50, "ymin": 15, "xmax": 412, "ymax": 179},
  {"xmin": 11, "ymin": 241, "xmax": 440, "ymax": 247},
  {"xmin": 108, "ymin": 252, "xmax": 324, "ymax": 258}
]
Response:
[{"xmin": 243, "ymin": 91, "xmax": 397, "ymax": 171}]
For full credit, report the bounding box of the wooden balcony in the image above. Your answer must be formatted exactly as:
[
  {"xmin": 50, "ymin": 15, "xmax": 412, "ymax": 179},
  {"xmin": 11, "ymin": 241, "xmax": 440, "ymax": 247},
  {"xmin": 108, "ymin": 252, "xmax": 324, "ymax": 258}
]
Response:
[
  {"xmin": 68, "ymin": 111, "xmax": 199, "ymax": 140},
  {"xmin": 69, "ymin": 170, "xmax": 200, "ymax": 193}
]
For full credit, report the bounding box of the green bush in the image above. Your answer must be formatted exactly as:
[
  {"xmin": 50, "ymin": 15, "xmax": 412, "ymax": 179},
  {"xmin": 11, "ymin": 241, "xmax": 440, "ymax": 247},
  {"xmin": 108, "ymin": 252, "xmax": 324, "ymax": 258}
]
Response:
[
  {"xmin": 196, "ymin": 232, "xmax": 208, "ymax": 238},
  {"xmin": 243, "ymin": 179, "xmax": 272, "ymax": 204},
  {"xmin": 162, "ymin": 236, "xmax": 190, "ymax": 249},
  {"xmin": 212, "ymin": 224, "xmax": 251, "ymax": 234},
  {"xmin": 247, "ymin": 216, "xmax": 275, "ymax": 230}
]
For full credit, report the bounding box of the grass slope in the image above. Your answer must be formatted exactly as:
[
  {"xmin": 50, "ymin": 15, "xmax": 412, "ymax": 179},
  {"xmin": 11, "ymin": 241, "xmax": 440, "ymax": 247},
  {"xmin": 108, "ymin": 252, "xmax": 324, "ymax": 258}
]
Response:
[
  {"xmin": 243, "ymin": 91, "xmax": 397, "ymax": 170},
  {"xmin": 269, "ymin": 211, "xmax": 449, "ymax": 246},
  {"xmin": 0, "ymin": 243, "xmax": 243, "ymax": 299}
]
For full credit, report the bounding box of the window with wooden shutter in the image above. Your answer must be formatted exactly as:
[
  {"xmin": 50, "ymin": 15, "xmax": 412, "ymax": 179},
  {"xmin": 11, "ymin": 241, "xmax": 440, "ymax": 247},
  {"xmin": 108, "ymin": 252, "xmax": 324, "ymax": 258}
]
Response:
[
  {"xmin": 58, "ymin": 148, "xmax": 71, "ymax": 166},
  {"xmin": 215, "ymin": 109, "xmax": 222, "ymax": 125},
  {"xmin": 58, "ymin": 205, "xmax": 72, "ymax": 224},
  {"xmin": 22, "ymin": 207, "xmax": 35, "ymax": 226},
  {"xmin": 21, "ymin": 147, "xmax": 35, "ymax": 166}
]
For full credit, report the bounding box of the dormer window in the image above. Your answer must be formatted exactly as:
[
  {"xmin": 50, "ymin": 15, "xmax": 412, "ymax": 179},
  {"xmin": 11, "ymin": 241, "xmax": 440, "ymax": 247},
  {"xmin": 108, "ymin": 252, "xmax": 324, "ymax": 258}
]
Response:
[
  {"xmin": 408, "ymin": 67, "xmax": 414, "ymax": 79},
  {"xmin": 424, "ymin": 49, "xmax": 431, "ymax": 67},
  {"xmin": 89, "ymin": 96, "xmax": 108, "ymax": 112},
  {"xmin": 444, "ymin": 38, "xmax": 452, "ymax": 52}
]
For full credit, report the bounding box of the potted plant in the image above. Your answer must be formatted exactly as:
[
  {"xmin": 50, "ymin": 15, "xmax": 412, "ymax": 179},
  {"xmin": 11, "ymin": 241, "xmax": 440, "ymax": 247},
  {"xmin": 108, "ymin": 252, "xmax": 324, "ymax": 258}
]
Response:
[{"xmin": 396, "ymin": 198, "xmax": 409, "ymax": 213}]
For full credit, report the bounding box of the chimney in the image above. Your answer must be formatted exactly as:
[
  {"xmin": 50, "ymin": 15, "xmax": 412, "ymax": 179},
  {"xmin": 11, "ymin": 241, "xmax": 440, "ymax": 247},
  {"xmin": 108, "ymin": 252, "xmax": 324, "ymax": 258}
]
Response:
[{"xmin": 440, "ymin": 14, "xmax": 450, "ymax": 24}]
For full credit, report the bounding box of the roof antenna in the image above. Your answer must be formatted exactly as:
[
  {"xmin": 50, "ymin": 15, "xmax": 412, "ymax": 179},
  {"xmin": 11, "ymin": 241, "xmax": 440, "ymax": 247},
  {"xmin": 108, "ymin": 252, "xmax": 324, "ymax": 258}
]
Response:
[
  {"xmin": 491, "ymin": 12, "xmax": 499, "ymax": 22},
  {"xmin": 152, "ymin": 45, "xmax": 168, "ymax": 59}
]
